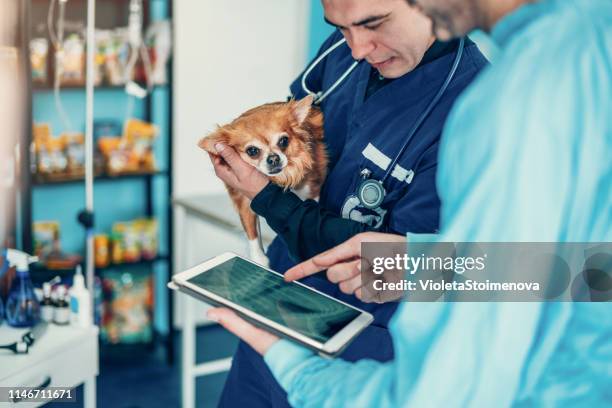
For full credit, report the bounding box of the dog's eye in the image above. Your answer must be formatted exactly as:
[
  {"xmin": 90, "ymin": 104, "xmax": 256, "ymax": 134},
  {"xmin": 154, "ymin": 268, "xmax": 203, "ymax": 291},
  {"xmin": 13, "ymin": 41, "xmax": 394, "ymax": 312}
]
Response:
[
  {"xmin": 245, "ymin": 146, "xmax": 260, "ymax": 157},
  {"xmin": 278, "ymin": 136, "xmax": 289, "ymax": 149}
]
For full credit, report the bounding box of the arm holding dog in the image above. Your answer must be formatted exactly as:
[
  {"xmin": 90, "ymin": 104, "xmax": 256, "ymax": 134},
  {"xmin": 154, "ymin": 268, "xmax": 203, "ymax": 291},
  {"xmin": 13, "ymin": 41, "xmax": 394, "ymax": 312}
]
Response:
[{"xmin": 210, "ymin": 143, "xmax": 440, "ymax": 267}]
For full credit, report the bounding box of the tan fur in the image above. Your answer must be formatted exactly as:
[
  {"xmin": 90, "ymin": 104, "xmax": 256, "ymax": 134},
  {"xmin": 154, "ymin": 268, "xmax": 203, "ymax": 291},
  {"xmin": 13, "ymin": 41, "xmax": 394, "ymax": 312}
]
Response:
[{"xmin": 198, "ymin": 95, "xmax": 328, "ymax": 260}]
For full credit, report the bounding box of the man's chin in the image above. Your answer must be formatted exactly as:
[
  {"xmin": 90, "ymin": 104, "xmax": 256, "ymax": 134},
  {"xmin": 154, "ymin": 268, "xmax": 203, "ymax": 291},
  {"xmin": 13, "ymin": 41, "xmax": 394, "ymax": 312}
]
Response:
[{"xmin": 378, "ymin": 64, "xmax": 410, "ymax": 79}]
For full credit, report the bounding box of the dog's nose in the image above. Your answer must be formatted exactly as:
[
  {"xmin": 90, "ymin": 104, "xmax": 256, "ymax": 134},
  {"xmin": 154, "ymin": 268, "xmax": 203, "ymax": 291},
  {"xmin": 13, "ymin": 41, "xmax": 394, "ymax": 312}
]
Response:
[{"xmin": 267, "ymin": 154, "xmax": 280, "ymax": 167}]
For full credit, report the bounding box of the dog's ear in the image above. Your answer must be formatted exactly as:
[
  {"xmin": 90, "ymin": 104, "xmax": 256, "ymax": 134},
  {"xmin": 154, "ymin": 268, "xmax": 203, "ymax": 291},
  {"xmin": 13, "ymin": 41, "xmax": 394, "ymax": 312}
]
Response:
[
  {"xmin": 290, "ymin": 94, "xmax": 314, "ymax": 125},
  {"xmin": 198, "ymin": 127, "xmax": 230, "ymax": 153}
]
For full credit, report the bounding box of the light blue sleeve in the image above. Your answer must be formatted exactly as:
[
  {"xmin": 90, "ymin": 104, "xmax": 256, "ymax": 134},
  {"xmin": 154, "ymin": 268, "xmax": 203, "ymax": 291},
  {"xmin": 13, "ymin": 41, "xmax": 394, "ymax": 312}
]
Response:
[
  {"xmin": 263, "ymin": 302, "xmax": 552, "ymax": 407},
  {"xmin": 264, "ymin": 340, "xmax": 397, "ymax": 408}
]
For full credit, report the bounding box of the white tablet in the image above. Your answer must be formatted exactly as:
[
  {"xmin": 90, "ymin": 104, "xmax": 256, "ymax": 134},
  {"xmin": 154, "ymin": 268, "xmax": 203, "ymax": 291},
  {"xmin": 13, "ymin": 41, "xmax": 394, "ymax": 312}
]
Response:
[{"xmin": 169, "ymin": 252, "xmax": 373, "ymax": 357}]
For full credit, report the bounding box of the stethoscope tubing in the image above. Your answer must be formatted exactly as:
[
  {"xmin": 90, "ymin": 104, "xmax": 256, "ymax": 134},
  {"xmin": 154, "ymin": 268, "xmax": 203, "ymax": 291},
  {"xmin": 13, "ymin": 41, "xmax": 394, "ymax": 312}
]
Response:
[
  {"xmin": 301, "ymin": 38, "xmax": 361, "ymax": 105},
  {"xmin": 301, "ymin": 36, "xmax": 466, "ymax": 210},
  {"xmin": 381, "ymin": 38, "xmax": 465, "ymax": 183}
]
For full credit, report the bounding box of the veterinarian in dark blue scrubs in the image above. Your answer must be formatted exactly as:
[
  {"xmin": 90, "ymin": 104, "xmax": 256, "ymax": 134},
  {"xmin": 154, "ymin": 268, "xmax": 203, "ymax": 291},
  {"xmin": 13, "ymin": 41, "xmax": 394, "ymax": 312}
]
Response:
[{"xmin": 212, "ymin": 2, "xmax": 488, "ymax": 406}]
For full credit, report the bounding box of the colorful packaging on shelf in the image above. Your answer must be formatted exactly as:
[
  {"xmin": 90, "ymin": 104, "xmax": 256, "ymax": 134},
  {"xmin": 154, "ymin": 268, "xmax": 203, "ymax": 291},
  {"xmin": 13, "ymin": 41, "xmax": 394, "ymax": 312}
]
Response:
[
  {"xmin": 58, "ymin": 33, "xmax": 85, "ymax": 86},
  {"xmin": 33, "ymin": 124, "xmax": 52, "ymax": 174},
  {"xmin": 30, "ymin": 38, "xmax": 49, "ymax": 84},
  {"xmin": 33, "ymin": 221, "xmax": 61, "ymax": 261},
  {"xmin": 124, "ymin": 119, "xmax": 158, "ymax": 171},
  {"xmin": 145, "ymin": 20, "xmax": 172, "ymax": 85},
  {"xmin": 32, "ymin": 221, "xmax": 81, "ymax": 269},
  {"xmin": 97, "ymin": 136, "xmax": 126, "ymax": 174},
  {"xmin": 96, "ymin": 119, "xmax": 158, "ymax": 174},
  {"xmin": 61, "ymin": 132, "xmax": 85, "ymax": 175},
  {"xmin": 45, "ymin": 138, "xmax": 68, "ymax": 173},
  {"xmin": 94, "ymin": 234, "xmax": 110, "ymax": 268},
  {"xmin": 94, "ymin": 28, "xmax": 132, "ymax": 86},
  {"xmin": 134, "ymin": 219, "xmax": 158, "ymax": 261},
  {"xmin": 110, "ymin": 231, "xmax": 124, "ymax": 265},
  {"xmin": 100, "ymin": 271, "xmax": 153, "ymax": 344},
  {"xmin": 107, "ymin": 28, "xmax": 130, "ymax": 85},
  {"xmin": 114, "ymin": 222, "xmax": 141, "ymax": 263},
  {"xmin": 109, "ymin": 219, "xmax": 159, "ymax": 264},
  {"xmin": 32, "ymin": 124, "xmax": 80, "ymax": 176},
  {"xmin": 94, "ymin": 30, "xmax": 110, "ymax": 86}
]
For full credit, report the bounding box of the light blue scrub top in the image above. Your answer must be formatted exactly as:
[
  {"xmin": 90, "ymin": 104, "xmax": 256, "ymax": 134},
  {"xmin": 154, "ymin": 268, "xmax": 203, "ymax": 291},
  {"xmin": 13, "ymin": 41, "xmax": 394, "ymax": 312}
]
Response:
[{"xmin": 262, "ymin": 0, "xmax": 612, "ymax": 406}]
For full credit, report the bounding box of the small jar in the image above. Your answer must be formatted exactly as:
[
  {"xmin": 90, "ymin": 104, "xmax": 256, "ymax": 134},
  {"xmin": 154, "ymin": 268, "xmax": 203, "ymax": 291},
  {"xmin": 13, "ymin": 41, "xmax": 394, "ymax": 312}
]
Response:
[
  {"xmin": 94, "ymin": 234, "xmax": 110, "ymax": 268},
  {"xmin": 53, "ymin": 285, "xmax": 70, "ymax": 325}
]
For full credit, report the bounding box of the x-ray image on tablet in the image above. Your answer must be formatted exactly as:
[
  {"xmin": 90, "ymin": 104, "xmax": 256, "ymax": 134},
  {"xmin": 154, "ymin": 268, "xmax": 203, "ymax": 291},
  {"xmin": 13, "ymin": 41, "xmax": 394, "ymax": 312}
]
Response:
[{"xmin": 170, "ymin": 252, "xmax": 373, "ymax": 356}]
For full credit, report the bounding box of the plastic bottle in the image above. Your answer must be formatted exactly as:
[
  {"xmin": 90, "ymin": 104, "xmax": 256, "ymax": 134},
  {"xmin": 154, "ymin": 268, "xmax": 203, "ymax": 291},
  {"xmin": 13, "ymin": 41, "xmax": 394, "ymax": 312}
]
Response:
[
  {"xmin": 5, "ymin": 249, "xmax": 40, "ymax": 327},
  {"xmin": 69, "ymin": 265, "xmax": 92, "ymax": 328},
  {"xmin": 40, "ymin": 282, "xmax": 54, "ymax": 323},
  {"xmin": 0, "ymin": 250, "xmax": 7, "ymax": 325},
  {"xmin": 53, "ymin": 285, "xmax": 70, "ymax": 325}
]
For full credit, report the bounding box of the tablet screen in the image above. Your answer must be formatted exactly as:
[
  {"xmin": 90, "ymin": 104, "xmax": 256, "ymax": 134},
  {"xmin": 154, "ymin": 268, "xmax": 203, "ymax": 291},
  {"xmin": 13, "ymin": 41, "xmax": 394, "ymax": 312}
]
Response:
[{"xmin": 187, "ymin": 257, "xmax": 361, "ymax": 343}]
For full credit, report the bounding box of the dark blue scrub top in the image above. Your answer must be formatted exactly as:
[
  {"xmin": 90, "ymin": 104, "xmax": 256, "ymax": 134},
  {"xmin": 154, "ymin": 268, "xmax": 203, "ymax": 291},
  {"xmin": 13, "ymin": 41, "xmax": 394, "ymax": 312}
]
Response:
[{"xmin": 265, "ymin": 30, "xmax": 488, "ymax": 361}]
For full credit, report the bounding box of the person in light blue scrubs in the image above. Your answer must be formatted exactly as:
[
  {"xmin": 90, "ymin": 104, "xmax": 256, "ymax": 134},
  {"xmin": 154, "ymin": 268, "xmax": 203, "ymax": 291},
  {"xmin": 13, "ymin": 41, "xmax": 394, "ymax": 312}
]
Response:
[{"xmin": 208, "ymin": 0, "xmax": 612, "ymax": 406}]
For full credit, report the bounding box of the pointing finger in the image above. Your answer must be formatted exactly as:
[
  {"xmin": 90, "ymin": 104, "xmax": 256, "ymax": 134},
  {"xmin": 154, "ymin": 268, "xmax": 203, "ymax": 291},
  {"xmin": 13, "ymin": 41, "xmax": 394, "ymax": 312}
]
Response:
[{"xmin": 285, "ymin": 235, "xmax": 362, "ymax": 282}]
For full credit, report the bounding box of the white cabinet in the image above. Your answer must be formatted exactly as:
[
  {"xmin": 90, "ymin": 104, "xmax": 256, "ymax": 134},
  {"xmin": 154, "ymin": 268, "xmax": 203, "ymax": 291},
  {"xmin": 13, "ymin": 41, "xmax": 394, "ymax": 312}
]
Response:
[{"xmin": 0, "ymin": 325, "xmax": 98, "ymax": 408}]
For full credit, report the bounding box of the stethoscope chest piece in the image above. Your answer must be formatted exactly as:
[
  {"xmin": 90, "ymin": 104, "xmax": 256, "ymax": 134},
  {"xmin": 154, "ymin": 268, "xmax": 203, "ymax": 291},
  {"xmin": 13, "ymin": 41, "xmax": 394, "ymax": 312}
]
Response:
[{"xmin": 357, "ymin": 178, "xmax": 386, "ymax": 209}]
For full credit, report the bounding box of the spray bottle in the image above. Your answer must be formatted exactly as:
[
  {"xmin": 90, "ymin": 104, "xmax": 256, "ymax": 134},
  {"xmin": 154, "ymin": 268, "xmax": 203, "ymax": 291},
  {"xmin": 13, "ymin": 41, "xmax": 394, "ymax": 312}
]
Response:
[
  {"xmin": 5, "ymin": 249, "xmax": 40, "ymax": 327},
  {"xmin": 0, "ymin": 250, "xmax": 7, "ymax": 325},
  {"xmin": 69, "ymin": 265, "xmax": 92, "ymax": 328}
]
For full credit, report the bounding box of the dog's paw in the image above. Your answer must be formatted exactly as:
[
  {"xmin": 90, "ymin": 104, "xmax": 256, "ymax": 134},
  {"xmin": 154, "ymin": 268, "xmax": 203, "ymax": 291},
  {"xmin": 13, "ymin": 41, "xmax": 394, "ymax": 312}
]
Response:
[
  {"xmin": 248, "ymin": 239, "xmax": 269, "ymax": 267},
  {"xmin": 251, "ymin": 252, "xmax": 269, "ymax": 267}
]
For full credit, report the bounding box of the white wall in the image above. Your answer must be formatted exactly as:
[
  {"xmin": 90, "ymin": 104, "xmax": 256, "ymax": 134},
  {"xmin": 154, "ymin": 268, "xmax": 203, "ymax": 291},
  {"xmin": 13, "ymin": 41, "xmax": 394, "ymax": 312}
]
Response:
[
  {"xmin": 172, "ymin": 0, "xmax": 309, "ymax": 327},
  {"xmin": 173, "ymin": 0, "xmax": 309, "ymax": 197}
]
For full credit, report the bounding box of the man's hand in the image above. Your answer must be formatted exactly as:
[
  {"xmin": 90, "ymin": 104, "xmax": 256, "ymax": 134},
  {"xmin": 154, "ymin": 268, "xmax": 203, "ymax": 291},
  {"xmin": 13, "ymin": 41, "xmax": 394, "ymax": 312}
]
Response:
[
  {"xmin": 209, "ymin": 143, "xmax": 269, "ymax": 200},
  {"xmin": 285, "ymin": 232, "xmax": 406, "ymax": 301},
  {"xmin": 207, "ymin": 308, "xmax": 279, "ymax": 355}
]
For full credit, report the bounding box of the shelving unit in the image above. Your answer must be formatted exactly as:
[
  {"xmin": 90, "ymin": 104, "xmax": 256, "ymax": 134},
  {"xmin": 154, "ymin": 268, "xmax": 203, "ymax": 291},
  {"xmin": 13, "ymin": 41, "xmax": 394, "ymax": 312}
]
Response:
[
  {"xmin": 31, "ymin": 169, "xmax": 167, "ymax": 185},
  {"xmin": 21, "ymin": 0, "xmax": 174, "ymax": 363},
  {"xmin": 32, "ymin": 83, "xmax": 165, "ymax": 91},
  {"xmin": 2, "ymin": 3, "xmax": 99, "ymax": 405},
  {"xmin": 31, "ymin": 254, "xmax": 169, "ymax": 280}
]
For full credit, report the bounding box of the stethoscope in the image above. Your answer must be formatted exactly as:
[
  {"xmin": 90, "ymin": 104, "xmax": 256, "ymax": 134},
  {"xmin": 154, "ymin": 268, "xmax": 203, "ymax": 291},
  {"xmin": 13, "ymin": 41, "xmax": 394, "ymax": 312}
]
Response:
[
  {"xmin": 301, "ymin": 37, "xmax": 465, "ymax": 210},
  {"xmin": 301, "ymin": 38, "xmax": 361, "ymax": 105}
]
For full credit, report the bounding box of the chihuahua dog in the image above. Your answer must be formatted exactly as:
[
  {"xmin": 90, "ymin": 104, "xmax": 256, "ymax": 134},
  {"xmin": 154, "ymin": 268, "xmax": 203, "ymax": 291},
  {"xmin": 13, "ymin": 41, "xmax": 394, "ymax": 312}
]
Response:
[{"xmin": 198, "ymin": 95, "xmax": 327, "ymax": 266}]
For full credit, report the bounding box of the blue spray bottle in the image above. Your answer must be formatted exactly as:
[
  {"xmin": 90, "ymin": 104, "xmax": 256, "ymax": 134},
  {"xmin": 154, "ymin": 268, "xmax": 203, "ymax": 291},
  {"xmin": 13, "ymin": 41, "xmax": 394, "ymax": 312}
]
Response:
[
  {"xmin": 5, "ymin": 249, "xmax": 40, "ymax": 327},
  {"xmin": 0, "ymin": 249, "xmax": 8, "ymax": 325}
]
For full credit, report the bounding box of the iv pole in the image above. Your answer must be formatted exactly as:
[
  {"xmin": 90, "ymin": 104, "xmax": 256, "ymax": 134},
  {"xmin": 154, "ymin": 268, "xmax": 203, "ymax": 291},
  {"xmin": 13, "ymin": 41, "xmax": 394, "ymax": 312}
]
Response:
[{"xmin": 78, "ymin": 0, "xmax": 95, "ymax": 318}]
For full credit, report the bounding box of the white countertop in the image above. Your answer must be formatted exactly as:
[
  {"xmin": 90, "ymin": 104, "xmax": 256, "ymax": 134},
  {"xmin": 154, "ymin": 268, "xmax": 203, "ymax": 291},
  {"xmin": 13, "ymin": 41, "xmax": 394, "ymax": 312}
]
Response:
[
  {"xmin": 0, "ymin": 324, "xmax": 98, "ymax": 382},
  {"xmin": 172, "ymin": 193, "xmax": 277, "ymax": 243}
]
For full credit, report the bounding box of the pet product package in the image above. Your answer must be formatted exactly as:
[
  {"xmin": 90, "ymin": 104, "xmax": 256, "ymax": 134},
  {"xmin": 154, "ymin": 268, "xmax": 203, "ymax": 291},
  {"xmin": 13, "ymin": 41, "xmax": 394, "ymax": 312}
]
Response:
[
  {"xmin": 100, "ymin": 271, "xmax": 153, "ymax": 344},
  {"xmin": 33, "ymin": 221, "xmax": 61, "ymax": 261},
  {"xmin": 61, "ymin": 132, "xmax": 85, "ymax": 175},
  {"xmin": 30, "ymin": 38, "xmax": 49, "ymax": 84},
  {"xmin": 58, "ymin": 33, "xmax": 85, "ymax": 86}
]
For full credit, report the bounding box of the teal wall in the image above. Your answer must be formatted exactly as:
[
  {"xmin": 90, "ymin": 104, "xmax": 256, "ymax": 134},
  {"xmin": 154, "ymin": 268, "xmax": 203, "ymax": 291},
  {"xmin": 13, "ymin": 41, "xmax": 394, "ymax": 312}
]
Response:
[{"xmin": 308, "ymin": 0, "xmax": 334, "ymax": 60}]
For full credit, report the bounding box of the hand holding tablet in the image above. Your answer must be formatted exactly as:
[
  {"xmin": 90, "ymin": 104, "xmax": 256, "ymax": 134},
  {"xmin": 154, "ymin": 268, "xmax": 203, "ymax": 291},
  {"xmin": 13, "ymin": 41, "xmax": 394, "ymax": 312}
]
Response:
[
  {"xmin": 169, "ymin": 252, "xmax": 373, "ymax": 357},
  {"xmin": 206, "ymin": 308, "xmax": 279, "ymax": 355}
]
